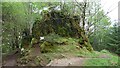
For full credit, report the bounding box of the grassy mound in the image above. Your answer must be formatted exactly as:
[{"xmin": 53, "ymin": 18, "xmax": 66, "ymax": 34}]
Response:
[{"xmin": 18, "ymin": 35, "xmax": 119, "ymax": 66}]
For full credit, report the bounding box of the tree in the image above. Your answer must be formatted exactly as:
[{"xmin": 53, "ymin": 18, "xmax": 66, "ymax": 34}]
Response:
[
  {"xmin": 106, "ymin": 24, "xmax": 120, "ymax": 54},
  {"xmin": 2, "ymin": 2, "xmax": 30, "ymax": 53}
]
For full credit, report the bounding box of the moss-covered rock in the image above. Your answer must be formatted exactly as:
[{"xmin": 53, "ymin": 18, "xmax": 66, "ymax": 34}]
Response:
[
  {"xmin": 30, "ymin": 38, "xmax": 38, "ymax": 45},
  {"xmin": 32, "ymin": 9, "xmax": 81, "ymax": 38},
  {"xmin": 40, "ymin": 41, "xmax": 54, "ymax": 53},
  {"xmin": 32, "ymin": 9, "xmax": 93, "ymax": 52}
]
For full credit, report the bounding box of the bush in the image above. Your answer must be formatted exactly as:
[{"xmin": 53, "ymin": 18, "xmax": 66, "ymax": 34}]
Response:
[{"xmin": 100, "ymin": 49, "xmax": 110, "ymax": 53}]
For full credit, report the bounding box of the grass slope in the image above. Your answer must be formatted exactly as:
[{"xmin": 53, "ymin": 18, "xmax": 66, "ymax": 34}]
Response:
[
  {"xmin": 18, "ymin": 37, "xmax": 119, "ymax": 66},
  {"xmin": 83, "ymin": 50, "xmax": 119, "ymax": 66}
]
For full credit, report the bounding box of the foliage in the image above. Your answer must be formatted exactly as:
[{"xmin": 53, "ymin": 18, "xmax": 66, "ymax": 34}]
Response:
[
  {"xmin": 2, "ymin": 1, "xmax": 120, "ymax": 67},
  {"xmin": 105, "ymin": 25, "xmax": 120, "ymax": 54},
  {"xmin": 2, "ymin": 2, "xmax": 31, "ymax": 53},
  {"xmin": 90, "ymin": 22, "xmax": 120, "ymax": 55}
]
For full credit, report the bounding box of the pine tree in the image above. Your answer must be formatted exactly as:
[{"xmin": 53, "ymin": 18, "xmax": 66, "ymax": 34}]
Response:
[{"xmin": 107, "ymin": 24, "xmax": 120, "ymax": 54}]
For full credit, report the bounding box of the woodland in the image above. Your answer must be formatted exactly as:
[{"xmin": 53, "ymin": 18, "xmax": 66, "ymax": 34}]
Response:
[{"xmin": 1, "ymin": 0, "xmax": 120, "ymax": 66}]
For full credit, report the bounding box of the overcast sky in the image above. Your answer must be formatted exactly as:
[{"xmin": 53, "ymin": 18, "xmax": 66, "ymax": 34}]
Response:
[{"xmin": 101, "ymin": 0, "xmax": 119, "ymax": 22}]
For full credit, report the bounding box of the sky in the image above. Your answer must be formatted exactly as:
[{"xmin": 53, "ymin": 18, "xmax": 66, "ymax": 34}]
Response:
[
  {"xmin": 76, "ymin": 0, "xmax": 119, "ymax": 25},
  {"xmin": 100, "ymin": 0, "xmax": 119, "ymax": 22}
]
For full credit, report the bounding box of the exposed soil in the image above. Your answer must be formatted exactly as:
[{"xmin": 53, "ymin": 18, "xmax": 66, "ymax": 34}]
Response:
[
  {"xmin": 47, "ymin": 57, "xmax": 86, "ymax": 66},
  {"xmin": 2, "ymin": 49, "xmax": 112, "ymax": 66},
  {"xmin": 2, "ymin": 45, "xmax": 41, "ymax": 66},
  {"xmin": 99, "ymin": 54, "xmax": 111, "ymax": 58},
  {"xmin": 30, "ymin": 44, "xmax": 41, "ymax": 56},
  {"xmin": 46, "ymin": 54, "xmax": 112, "ymax": 66},
  {"xmin": 2, "ymin": 51, "xmax": 20, "ymax": 66}
]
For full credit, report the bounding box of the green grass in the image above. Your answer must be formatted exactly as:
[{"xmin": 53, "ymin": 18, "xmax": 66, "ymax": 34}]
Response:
[
  {"xmin": 41, "ymin": 46, "xmax": 119, "ymax": 66},
  {"xmin": 40, "ymin": 43, "xmax": 119, "ymax": 66},
  {"xmin": 84, "ymin": 58, "xmax": 110, "ymax": 66},
  {"xmin": 40, "ymin": 40, "xmax": 119, "ymax": 66},
  {"xmin": 19, "ymin": 36, "xmax": 119, "ymax": 66},
  {"xmin": 83, "ymin": 50, "xmax": 119, "ymax": 66}
]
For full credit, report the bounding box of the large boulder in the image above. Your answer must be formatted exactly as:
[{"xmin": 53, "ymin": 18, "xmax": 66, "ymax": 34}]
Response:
[
  {"xmin": 32, "ymin": 9, "xmax": 93, "ymax": 52},
  {"xmin": 32, "ymin": 10, "xmax": 82, "ymax": 38}
]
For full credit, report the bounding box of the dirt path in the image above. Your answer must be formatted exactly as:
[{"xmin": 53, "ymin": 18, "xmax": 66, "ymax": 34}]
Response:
[
  {"xmin": 4, "ymin": 57, "xmax": 17, "ymax": 66},
  {"xmin": 46, "ymin": 53, "xmax": 111, "ymax": 66},
  {"xmin": 47, "ymin": 57, "xmax": 87, "ymax": 66},
  {"xmin": 30, "ymin": 44, "xmax": 41, "ymax": 56},
  {"xmin": 3, "ymin": 52, "xmax": 20, "ymax": 66}
]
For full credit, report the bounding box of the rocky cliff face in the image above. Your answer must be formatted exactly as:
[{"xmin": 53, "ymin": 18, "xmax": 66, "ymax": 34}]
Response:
[{"xmin": 32, "ymin": 9, "xmax": 93, "ymax": 52}]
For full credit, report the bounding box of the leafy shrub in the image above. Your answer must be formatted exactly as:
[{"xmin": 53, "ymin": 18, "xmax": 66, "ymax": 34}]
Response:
[{"xmin": 100, "ymin": 49, "xmax": 110, "ymax": 53}]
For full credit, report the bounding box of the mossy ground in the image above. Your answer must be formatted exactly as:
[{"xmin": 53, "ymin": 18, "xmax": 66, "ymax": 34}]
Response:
[{"xmin": 18, "ymin": 37, "xmax": 119, "ymax": 66}]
